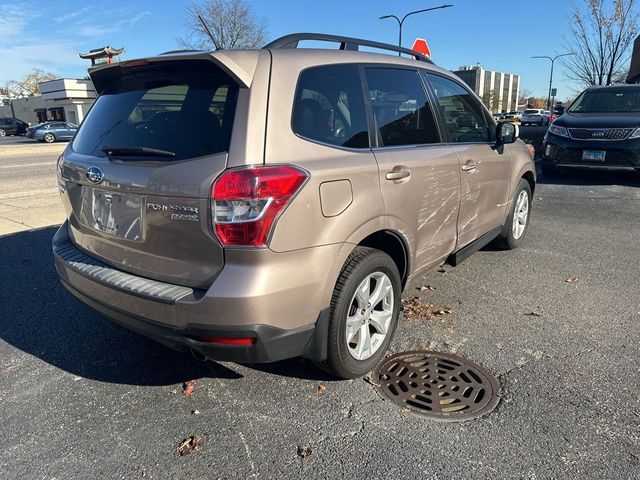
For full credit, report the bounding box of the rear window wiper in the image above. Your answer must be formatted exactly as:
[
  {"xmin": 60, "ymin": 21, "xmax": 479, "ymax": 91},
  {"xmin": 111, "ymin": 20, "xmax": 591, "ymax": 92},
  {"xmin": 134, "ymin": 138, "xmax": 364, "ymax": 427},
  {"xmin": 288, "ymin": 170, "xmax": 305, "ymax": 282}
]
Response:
[{"xmin": 101, "ymin": 145, "xmax": 176, "ymax": 158}]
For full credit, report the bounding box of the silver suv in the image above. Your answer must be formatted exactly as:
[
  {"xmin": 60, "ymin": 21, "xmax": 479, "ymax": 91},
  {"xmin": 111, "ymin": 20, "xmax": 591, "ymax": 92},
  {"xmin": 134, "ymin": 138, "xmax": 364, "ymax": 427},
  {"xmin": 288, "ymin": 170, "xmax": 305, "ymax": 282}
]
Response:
[{"xmin": 53, "ymin": 34, "xmax": 536, "ymax": 379}]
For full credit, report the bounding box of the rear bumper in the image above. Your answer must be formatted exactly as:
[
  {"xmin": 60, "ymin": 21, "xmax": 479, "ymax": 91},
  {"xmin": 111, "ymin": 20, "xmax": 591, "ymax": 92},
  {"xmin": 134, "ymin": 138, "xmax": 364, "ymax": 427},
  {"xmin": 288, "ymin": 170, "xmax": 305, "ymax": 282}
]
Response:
[
  {"xmin": 53, "ymin": 222, "xmax": 333, "ymax": 363},
  {"xmin": 543, "ymin": 134, "xmax": 640, "ymax": 170}
]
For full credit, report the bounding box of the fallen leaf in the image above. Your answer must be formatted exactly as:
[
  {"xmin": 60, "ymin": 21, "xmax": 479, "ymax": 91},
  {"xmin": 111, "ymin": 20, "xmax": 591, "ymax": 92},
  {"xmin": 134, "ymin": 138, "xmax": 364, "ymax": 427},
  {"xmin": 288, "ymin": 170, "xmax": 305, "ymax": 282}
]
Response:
[
  {"xmin": 565, "ymin": 276, "xmax": 578, "ymax": 283},
  {"xmin": 437, "ymin": 267, "xmax": 447, "ymax": 274},
  {"xmin": 316, "ymin": 385, "xmax": 327, "ymax": 396},
  {"xmin": 297, "ymin": 444, "xmax": 312, "ymax": 458},
  {"xmin": 182, "ymin": 380, "xmax": 196, "ymax": 397},
  {"xmin": 524, "ymin": 312, "xmax": 541, "ymax": 317},
  {"xmin": 402, "ymin": 297, "xmax": 453, "ymax": 321},
  {"xmin": 418, "ymin": 284, "xmax": 436, "ymax": 291},
  {"xmin": 401, "ymin": 407, "xmax": 411, "ymax": 413},
  {"xmin": 177, "ymin": 435, "xmax": 202, "ymax": 456}
]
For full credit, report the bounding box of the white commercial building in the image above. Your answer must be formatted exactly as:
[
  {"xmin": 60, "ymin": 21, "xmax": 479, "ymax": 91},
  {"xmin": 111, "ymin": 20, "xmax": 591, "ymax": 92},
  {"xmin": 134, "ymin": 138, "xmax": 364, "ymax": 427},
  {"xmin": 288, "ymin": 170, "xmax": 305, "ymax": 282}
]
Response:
[
  {"xmin": 0, "ymin": 79, "xmax": 96, "ymax": 125},
  {"xmin": 453, "ymin": 65, "xmax": 520, "ymax": 114}
]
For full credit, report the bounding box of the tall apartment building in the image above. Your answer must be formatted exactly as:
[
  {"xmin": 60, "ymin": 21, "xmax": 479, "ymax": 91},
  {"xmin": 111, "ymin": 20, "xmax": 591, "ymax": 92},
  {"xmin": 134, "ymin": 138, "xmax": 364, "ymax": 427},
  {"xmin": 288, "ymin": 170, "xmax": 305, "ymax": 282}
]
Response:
[{"xmin": 453, "ymin": 65, "xmax": 520, "ymax": 113}]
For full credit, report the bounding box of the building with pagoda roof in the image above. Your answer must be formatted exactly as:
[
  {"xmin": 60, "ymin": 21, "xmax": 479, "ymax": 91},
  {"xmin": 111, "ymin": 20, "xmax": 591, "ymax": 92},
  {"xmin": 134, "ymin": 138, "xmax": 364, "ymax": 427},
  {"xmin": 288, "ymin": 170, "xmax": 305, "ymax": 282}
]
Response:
[
  {"xmin": 0, "ymin": 78, "xmax": 96, "ymax": 125},
  {"xmin": 79, "ymin": 46, "xmax": 124, "ymax": 66}
]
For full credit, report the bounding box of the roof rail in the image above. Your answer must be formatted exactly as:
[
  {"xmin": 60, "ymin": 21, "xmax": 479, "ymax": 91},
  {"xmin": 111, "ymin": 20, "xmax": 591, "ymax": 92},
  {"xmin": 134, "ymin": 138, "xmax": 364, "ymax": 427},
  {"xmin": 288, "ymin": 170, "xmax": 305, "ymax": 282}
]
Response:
[
  {"xmin": 263, "ymin": 33, "xmax": 434, "ymax": 64},
  {"xmin": 158, "ymin": 49, "xmax": 205, "ymax": 55}
]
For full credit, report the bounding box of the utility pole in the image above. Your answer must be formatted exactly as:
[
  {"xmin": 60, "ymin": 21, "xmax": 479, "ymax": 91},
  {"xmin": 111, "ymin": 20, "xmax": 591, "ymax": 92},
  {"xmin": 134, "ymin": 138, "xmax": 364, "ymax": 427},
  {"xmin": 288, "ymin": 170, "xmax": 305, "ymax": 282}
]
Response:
[{"xmin": 380, "ymin": 5, "xmax": 453, "ymax": 55}]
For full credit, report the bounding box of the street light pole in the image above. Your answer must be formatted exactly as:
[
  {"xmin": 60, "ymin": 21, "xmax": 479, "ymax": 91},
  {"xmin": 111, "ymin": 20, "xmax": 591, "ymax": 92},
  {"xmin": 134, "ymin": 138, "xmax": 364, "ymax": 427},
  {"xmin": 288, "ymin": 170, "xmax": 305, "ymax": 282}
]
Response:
[
  {"xmin": 380, "ymin": 5, "xmax": 453, "ymax": 56},
  {"xmin": 531, "ymin": 53, "xmax": 574, "ymax": 110}
]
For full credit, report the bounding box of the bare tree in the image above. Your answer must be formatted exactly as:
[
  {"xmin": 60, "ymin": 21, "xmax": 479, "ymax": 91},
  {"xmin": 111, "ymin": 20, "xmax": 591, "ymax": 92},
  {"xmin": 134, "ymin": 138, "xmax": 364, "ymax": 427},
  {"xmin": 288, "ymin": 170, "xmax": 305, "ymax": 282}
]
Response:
[
  {"xmin": 518, "ymin": 88, "xmax": 533, "ymax": 107},
  {"xmin": 178, "ymin": 0, "xmax": 268, "ymax": 50},
  {"xmin": 481, "ymin": 90, "xmax": 500, "ymax": 113},
  {"xmin": 4, "ymin": 69, "xmax": 59, "ymax": 97},
  {"xmin": 562, "ymin": 0, "xmax": 639, "ymax": 88}
]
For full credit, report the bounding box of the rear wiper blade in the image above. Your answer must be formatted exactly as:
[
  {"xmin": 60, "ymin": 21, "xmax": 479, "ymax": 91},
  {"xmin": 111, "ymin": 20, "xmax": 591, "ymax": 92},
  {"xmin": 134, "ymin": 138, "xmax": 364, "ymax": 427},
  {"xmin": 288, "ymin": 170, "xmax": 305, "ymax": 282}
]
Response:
[{"xmin": 101, "ymin": 145, "xmax": 176, "ymax": 158}]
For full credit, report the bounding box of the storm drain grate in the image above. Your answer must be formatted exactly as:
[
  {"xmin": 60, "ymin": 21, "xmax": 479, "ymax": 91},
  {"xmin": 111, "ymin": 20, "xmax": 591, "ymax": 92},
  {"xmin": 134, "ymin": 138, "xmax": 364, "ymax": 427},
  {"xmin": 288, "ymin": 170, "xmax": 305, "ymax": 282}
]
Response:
[{"xmin": 375, "ymin": 351, "xmax": 500, "ymax": 421}]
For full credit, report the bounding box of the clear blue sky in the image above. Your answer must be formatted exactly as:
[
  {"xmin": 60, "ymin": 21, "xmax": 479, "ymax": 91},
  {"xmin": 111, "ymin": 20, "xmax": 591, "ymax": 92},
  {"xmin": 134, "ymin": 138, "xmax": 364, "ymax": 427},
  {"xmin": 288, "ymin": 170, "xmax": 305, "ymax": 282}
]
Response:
[{"xmin": 1, "ymin": 0, "xmax": 582, "ymax": 100}]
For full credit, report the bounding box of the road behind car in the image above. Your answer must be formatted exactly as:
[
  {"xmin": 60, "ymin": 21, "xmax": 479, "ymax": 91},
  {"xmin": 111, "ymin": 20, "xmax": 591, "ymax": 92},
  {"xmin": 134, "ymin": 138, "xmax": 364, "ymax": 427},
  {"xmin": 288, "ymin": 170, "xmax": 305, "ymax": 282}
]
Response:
[{"xmin": 1, "ymin": 169, "xmax": 639, "ymax": 479}]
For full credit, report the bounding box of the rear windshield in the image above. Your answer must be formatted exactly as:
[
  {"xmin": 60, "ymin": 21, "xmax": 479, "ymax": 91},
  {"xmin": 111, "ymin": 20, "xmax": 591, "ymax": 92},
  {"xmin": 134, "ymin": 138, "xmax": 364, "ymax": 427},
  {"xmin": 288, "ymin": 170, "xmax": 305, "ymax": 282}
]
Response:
[
  {"xmin": 73, "ymin": 60, "xmax": 239, "ymax": 160},
  {"xmin": 569, "ymin": 88, "xmax": 640, "ymax": 113},
  {"xmin": 523, "ymin": 109, "xmax": 540, "ymax": 115}
]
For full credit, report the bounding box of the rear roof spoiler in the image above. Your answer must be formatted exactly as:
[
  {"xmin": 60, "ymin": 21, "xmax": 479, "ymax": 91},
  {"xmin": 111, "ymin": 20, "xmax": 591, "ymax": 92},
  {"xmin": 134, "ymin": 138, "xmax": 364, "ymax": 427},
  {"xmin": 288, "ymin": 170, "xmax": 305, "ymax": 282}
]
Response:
[{"xmin": 88, "ymin": 50, "xmax": 263, "ymax": 93}]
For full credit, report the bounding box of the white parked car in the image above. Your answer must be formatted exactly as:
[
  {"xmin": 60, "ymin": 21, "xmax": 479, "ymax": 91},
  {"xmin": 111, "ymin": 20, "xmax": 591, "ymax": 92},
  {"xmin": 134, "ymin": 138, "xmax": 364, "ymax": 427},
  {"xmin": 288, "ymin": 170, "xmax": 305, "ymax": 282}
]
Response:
[{"xmin": 521, "ymin": 109, "xmax": 549, "ymax": 126}]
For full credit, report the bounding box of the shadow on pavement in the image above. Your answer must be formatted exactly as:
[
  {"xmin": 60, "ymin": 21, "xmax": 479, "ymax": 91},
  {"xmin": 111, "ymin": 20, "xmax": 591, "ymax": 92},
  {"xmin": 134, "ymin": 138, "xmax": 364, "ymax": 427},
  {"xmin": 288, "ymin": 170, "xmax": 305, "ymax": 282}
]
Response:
[
  {"xmin": 0, "ymin": 227, "xmax": 336, "ymax": 384},
  {"xmin": 0, "ymin": 227, "xmax": 242, "ymax": 385}
]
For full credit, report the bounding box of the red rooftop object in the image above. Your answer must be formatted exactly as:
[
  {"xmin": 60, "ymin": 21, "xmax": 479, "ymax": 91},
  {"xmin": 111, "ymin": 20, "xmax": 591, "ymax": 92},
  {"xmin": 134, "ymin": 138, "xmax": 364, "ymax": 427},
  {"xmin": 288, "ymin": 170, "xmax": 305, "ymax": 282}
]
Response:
[
  {"xmin": 411, "ymin": 38, "xmax": 431, "ymax": 59},
  {"xmin": 79, "ymin": 46, "xmax": 125, "ymax": 66}
]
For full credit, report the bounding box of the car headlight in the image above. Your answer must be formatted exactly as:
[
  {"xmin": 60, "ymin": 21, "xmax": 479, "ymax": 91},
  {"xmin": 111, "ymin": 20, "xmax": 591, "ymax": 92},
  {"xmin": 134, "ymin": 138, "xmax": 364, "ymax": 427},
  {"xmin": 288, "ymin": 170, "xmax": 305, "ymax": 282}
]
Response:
[
  {"xmin": 630, "ymin": 128, "xmax": 640, "ymax": 139},
  {"xmin": 548, "ymin": 124, "xmax": 569, "ymax": 137}
]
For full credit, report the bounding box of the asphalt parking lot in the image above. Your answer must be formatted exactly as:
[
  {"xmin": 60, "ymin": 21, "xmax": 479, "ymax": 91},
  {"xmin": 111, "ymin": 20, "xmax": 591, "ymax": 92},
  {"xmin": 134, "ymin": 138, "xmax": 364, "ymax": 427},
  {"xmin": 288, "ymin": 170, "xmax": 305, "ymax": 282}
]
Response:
[{"xmin": 1, "ymin": 163, "xmax": 639, "ymax": 479}]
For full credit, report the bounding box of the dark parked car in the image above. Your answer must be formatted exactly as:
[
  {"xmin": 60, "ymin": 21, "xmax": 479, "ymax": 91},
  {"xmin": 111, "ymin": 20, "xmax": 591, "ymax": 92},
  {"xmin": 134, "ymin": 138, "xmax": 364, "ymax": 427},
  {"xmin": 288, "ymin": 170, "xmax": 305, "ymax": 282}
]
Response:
[
  {"xmin": 0, "ymin": 117, "xmax": 28, "ymax": 137},
  {"xmin": 543, "ymin": 85, "xmax": 640, "ymax": 176},
  {"xmin": 26, "ymin": 122, "xmax": 78, "ymax": 143}
]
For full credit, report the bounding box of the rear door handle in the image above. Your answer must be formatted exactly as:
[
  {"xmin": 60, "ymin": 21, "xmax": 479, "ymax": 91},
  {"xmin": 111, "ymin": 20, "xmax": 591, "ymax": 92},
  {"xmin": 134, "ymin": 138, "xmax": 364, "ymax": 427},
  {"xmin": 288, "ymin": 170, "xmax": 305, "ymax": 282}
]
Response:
[{"xmin": 385, "ymin": 167, "xmax": 411, "ymax": 181}]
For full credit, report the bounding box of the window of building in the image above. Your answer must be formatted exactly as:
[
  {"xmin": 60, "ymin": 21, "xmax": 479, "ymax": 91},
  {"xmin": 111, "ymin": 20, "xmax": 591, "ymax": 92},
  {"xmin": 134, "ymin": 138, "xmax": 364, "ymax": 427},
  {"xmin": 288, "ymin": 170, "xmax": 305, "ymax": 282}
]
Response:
[
  {"xmin": 292, "ymin": 64, "xmax": 369, "ymax": 148},
  {"xmin": 427, "ymin": 74, "xmax": 492, "ymax": 143},
  {"xmin": 365, "ymin": 68, "xmax": 440, "ymax": 147}
]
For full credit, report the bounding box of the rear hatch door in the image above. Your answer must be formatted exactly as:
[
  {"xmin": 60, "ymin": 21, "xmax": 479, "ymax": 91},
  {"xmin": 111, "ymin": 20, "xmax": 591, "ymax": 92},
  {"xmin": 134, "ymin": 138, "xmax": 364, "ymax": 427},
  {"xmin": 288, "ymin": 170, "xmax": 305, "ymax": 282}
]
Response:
[{"xmin": 60, "ymin": 58, "xmax": 245, "ymax": 289}]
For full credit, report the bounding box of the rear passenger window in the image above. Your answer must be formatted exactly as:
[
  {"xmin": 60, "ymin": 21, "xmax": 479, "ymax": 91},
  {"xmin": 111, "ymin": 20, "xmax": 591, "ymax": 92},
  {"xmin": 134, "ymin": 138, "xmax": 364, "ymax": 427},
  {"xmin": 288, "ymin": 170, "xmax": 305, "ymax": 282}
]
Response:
[
  {"xmin": 427, "ymin": 74, "xmax": 492, "ymax": 143},
  {"xmin": 365, "ymin": 68, "xmax": 439, "ymax": 147},
  {"xmin": 292, "ymin": 64, "xmax": 369, "ymax": 148}
]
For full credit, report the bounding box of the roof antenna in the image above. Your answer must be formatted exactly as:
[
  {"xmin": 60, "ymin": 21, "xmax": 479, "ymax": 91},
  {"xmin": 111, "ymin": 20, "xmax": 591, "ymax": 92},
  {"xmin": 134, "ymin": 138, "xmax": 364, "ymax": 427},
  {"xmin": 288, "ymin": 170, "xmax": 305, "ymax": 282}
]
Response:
[{"xmin": 197, "ymin": 14, "xmax": 219, "ymax": 50}]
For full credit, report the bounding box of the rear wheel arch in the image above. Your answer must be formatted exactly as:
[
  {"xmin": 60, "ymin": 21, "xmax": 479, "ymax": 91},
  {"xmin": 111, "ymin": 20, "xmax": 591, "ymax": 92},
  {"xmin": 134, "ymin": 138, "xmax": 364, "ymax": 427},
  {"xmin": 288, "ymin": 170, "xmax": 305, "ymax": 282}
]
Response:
[
  {"xmin": 357, "ymin": 230, "xmax": 410, "ymax": 290},
  {"xmin": 521, "ymin": 170, "xmax": 535, "ymax": 195}
]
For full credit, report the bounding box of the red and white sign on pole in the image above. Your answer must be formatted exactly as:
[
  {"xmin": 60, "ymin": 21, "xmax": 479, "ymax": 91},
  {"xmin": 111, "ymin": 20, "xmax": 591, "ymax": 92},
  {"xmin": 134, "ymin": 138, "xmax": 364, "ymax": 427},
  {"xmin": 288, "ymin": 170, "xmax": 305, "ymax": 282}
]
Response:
[{"xmin": 411, "ymin": 38, "xmax": 431, "ymax": 59}]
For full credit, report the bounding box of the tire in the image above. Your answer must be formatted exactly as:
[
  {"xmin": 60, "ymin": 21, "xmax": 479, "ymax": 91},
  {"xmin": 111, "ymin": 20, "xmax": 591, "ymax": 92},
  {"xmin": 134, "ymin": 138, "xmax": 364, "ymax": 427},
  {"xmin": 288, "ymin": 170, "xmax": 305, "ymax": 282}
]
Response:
[
  {"xmin": 496, "ymin": 179, "xmax": 532, "ymax": 250},
  {"xmin": 43, "ymin": 133, "xmax": 55, "ymax": 143},
  {"xmin": 316, "ymin": 247, "xmax": 401, "ymax": 379},
  {"xmin": 0, "ymin": 128, "xmax": 6, "ymax": 137}
]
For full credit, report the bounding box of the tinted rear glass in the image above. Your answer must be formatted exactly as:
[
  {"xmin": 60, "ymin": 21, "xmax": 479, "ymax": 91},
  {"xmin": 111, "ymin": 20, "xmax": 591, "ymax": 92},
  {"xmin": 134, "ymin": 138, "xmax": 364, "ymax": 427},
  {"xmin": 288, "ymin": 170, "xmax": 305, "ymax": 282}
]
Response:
[
  {"xmin": 73, "ymin": 60, "xmax": 238, "ymax": 160},
  {"xmin": 292, "ymin": 64, "xmax": 369, "ymax": 148},
  {"xmin": 569, "ymin": 88, "xmax": 640, "ymax": 113},
  {"xmin": 523, "ymin": 109, "xmax": 540, "ymax": 114}
]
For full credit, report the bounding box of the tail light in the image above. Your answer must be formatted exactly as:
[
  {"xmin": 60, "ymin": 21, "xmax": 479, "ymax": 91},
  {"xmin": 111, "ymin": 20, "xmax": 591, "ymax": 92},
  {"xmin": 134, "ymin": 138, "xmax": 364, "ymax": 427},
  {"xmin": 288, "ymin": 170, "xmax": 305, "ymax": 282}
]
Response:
[{"xmin": 211, "ymin": 165, "xmax": 309, "ymax": 247}]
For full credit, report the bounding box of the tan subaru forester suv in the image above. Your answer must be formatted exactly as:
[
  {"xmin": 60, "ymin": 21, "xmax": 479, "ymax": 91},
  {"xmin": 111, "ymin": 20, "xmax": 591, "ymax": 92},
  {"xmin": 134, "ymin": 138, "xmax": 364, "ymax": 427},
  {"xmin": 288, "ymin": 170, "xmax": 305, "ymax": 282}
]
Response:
[{"xmin": 53, "ymin": 34, "xmax": 535, "ymax": 379}]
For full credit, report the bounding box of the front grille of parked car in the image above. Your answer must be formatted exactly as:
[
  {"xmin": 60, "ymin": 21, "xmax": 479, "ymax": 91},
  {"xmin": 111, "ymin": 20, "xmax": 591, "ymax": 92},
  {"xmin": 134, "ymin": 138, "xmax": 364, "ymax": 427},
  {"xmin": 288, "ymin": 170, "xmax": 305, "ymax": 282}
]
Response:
[{"xmin": 568, "ymin": 128, "xmax": 634, "ymax": 141}]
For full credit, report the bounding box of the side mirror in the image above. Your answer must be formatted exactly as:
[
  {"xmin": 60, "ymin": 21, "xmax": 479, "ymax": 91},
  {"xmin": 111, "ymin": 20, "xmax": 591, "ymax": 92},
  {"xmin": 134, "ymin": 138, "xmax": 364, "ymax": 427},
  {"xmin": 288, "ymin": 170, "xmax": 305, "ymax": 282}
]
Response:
[
  {"xmin": 497, "ymin": 122, "xmax": 519, "ymax": 145},
  {"xmin": 494, "ymin": 122, "xmax": 519, "ymax": 154}
]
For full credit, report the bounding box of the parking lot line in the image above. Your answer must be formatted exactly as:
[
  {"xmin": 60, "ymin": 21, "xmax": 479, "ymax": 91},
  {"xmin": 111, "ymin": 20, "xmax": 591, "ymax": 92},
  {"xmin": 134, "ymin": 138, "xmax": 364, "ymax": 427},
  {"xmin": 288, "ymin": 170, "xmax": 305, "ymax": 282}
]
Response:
[{"xmin": 0, "ymin": 162, "xmax": 55, "ymax": 168}]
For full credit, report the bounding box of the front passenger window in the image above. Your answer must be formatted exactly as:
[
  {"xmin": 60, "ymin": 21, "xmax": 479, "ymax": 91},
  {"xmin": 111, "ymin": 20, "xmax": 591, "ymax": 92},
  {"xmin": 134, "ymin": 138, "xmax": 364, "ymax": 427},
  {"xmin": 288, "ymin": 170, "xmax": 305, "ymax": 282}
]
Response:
[{"xmin": 427, "ymin": 74, "xmax": 491, "ymax": 143}]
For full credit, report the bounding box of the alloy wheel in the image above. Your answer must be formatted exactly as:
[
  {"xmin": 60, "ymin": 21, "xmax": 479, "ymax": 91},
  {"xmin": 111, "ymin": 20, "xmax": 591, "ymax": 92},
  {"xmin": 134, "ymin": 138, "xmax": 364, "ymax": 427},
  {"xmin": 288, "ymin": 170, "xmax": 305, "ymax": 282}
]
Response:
[
  {"xmin": 512, "ymin": 190, "xmax": 529, "ymax": 240},
  {"xmin": 345, "ymin": 272, "xmax": 394, "ymax": 361}
]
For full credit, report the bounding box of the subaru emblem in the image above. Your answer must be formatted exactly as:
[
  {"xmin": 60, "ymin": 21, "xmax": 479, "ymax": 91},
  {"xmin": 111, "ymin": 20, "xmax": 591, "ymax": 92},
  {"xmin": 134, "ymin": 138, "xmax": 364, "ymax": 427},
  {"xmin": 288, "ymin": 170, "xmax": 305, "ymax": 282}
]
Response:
[{"xmin": 86, "ymin": 166, "xmax": 104, "ymax": 184}]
